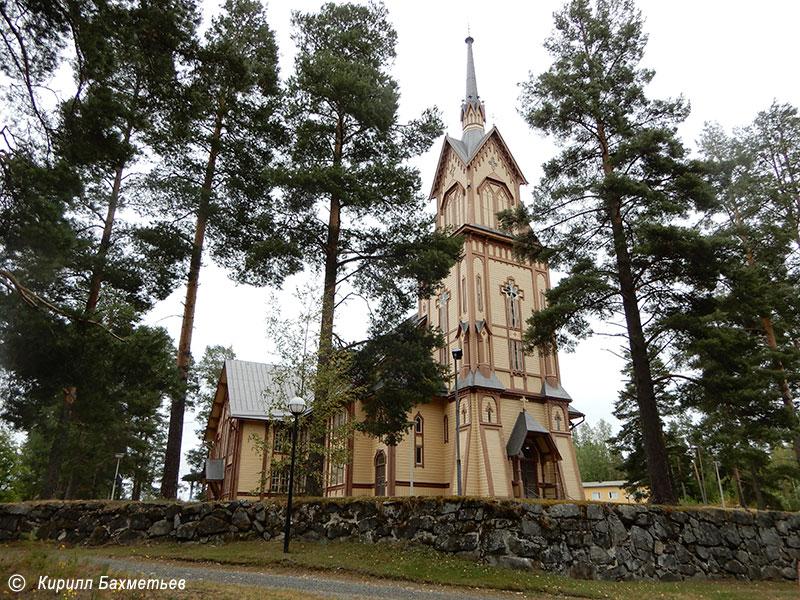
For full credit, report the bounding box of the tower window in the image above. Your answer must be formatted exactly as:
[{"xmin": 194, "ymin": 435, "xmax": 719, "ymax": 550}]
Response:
[
  {"xmin": 476, "ymin": 276, "xmax": 483, "ymax": 311},
  {"xmin": 502, "ymin": 281, "xmax": 522, "ymax": 329},
  {"xmin": 510, "ymin": 339, "xmax": 524, "ymax": 373}
]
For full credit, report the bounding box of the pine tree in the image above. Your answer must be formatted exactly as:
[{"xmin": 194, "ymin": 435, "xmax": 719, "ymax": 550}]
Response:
[
  {"xmin": 239, "ymin": 2, "xmax": 462, "ymax": 491},
  {"xmin": 152, "ymin": 0, "xmax": 289, "ymax": 498},
  {"xmin": 1, "ymin": 0, "xmax": 198, "ymax": 499},
  {"xmin": 503, "ymin": 0, "xmax": 713, "ymax": 504}
]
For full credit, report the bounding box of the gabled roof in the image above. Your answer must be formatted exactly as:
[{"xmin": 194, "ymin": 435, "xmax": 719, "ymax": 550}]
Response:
[
  {"xmin": 224, "ymin": 359, "xmax": 299, "ymax": 420},
  {"xmin": 429, "ymin": 127, "xmax": 528, "ymax": 200},
  {"xmin": 204, "ymin": 359, "xmax": 303, "ymax": 441}
]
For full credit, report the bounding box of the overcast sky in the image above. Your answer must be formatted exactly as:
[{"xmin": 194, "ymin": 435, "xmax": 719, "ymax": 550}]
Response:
[{"xmin": 145, "ymin": 0, "xmax": 800, "ymax": 482}]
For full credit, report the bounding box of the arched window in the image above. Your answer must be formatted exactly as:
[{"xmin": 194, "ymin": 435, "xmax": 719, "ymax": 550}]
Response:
[
  {"xmin": 476, "ymin": 275, "xmax": 483, "ymax": 311},
  {"xmin": 375, "ymin": 451, "xmax": 386, "ymax": 496},
  {"xmin": 437, "ymin": 290, "xmax": 451, "ymax": 364},
  {"xmin": 414, "ymin": 413, "xmax": 424, "ymax": 467},
  {"xmin": 483, "ymin": 397, "xmax": 497, "ymax": 423},
  {"xmin": 459, "ymin": 398, "xmax": 469, "ymax": 425}
]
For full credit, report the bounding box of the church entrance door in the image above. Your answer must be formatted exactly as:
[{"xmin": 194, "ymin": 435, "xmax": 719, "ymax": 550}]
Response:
[
  {"xmin": 375, "ymin": 452, "xmax": 386, "ymax": 496},
  {"xmin": 521, "ymin": 459, "xmax": 539, "ymax": 499}
]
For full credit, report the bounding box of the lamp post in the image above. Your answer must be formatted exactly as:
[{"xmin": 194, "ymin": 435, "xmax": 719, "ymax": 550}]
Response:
[
  {"xmin": 283, "ymin": 396, "xmax": 307, "ymax": 554},
  {"xmin": 110, "ymin": 452, "xmax": 124, "ymax": 500},
  {"xmin": 452, "ymin": 348, "xmax": 463, "ymax": 496}
]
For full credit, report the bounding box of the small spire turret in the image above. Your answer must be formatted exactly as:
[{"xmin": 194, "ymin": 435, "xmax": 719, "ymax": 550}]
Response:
[{"xmin": 461, "ymin": 35, "xmax": 486, "ymax": 155}]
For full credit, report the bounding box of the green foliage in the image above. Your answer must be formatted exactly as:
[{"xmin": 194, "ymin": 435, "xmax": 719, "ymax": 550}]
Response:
[
  {"xmin": 0, "ymin": 426, "xmax": 22, "ymax": 501},
  {"xmin": 184, "ymin": 344, "xmax": 236, "ymax": 500},
  {"xmin": 273, "ymin": 2, "xmax": 461, "ymax": 450},
  {"xmin": 503, "ymin": 0, "xmax": 717, "ymax": 505},
  {"xmin": 572, "ymin": 419, "xmax": 622, "ymax": 483},
  {"xmin": 351, "ymin": 319, "xmax": 449, "ymax": 445}
]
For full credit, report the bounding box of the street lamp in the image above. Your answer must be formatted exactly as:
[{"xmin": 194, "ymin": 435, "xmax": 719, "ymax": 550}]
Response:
[
  {"xmin": 452, "ymin": 348, "xmax": 463, "ymax": 496},
  {"xmin": 110, "ymin": 452, "xmax": 124, "ymax": 500},
  {"xmin": 283, "ymin": 395, "xmax": 307, "ymax": 554}
]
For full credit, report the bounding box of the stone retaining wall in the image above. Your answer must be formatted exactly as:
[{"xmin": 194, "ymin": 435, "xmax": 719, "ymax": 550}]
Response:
[{"xmin": 1, "ymin": 498, "xmax": 798, "ymax": 581}]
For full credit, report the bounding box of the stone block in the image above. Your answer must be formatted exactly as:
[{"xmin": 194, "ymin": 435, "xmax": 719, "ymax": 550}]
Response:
[
  {"xmin": 176, "ymin": 522, "xmax": 199, "ymax": 541},
  {"xmin": 508, "ymin": 535, "xmax": 541, "ymax": 558},
  {"xmin": 197, "ymin": 516, "xmax": 228, "ymax": 536},
  {"xmin": 547, "ymin": 503, "xmax": 579, "ymax": 518},
  {"xmin": 87, "ymin": 526, "xmax": 109, "ymax": 546},
  {"xmin": 586, "ymin": 504, "xmax": 604, "ymax": 520},
  {"xmin": 520, "ymin": 518, "xmax": 541, "ymax": 537},
  {"xmin": 232, "ymin": 508, "xmax": 251, "ymax": 530},
  {"xmin": 481, "ymin": 530, "xmax": 507, "ymax": 555},
  {"xmin": 148, "ymin": 519, "xmax": 173, "ymax": 537}
]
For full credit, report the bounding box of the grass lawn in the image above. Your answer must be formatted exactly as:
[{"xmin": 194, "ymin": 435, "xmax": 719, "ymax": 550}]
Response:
[{"xmin": 2, "ymin": 539, "xmax": 797, "ymax": 600}]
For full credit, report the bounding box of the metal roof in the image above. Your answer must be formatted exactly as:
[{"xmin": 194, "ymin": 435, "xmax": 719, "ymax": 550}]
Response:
[
  {"xmin": 224, "ymin": 359, "xmax": 301, "ymax": 420},
  {"xmin": 542, "ymin": 380, "xmax": 573, "ymax": 401},
  {"xmin": 582, "ymin": 480, "xmax": 629, "ymax": 488}
]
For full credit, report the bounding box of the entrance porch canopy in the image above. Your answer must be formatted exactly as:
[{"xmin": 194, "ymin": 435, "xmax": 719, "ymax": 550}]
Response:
[{"xmin": 506, "ymin": 411, "xmax": 562, "ymax": 460}]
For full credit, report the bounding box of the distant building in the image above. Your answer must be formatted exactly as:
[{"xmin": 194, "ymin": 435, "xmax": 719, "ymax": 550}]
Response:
[
  {"xmin": 322, "ymin": 37, "xmax": 585, "ymax": 501},
  {"xmin": 583, "ymin": 480, "xmax": 646, "ymax": 503},
  {"xmin": 204, "ymin": 359, "xmax": 303, "ymax": 501}
]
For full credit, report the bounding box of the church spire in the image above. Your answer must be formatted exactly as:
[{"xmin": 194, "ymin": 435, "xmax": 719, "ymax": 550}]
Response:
[{"xmin": 460, "ymin": 35, "xmax": 486, "ymax": 156}]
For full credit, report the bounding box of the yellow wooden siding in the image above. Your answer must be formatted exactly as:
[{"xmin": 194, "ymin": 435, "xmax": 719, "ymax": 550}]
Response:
[
  {"xmin": 555, "ymin": 434, "xmax": 583, "ymax": 500},
  {"xmin": 484, "ymin": 427, "xmax": 511, "ymax": 497},
  {"xmin": 236, "ymin": 421, "xmax": 267, "ymax": 495},
  {"xmin": 492, "ymin": 337, "xmax": 510, "ymax": 369}
]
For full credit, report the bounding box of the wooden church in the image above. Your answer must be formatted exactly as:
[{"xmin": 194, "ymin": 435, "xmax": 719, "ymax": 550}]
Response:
[
  {"xmin": 323, "ymin": 37, "xmax": 585, "ymax": 501},
  {"xmin": 204, "ymin": 37, "xmax": 585, "ymax": 502}
]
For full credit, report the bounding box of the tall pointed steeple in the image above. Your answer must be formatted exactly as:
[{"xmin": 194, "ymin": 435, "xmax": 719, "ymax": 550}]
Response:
[{"xmin": 460, "ymin": 35, "xmax": 486, "ymax": 156}]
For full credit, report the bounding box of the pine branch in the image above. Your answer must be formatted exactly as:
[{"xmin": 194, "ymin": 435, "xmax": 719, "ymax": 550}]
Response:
[{"xmin": 0, "ymin": 268, "xmax": 125, "ymax": 341}]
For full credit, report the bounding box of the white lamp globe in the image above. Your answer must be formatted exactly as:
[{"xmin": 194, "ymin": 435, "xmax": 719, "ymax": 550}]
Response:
[{"xmin": 288, "ymin": 396, "xmax": 307, "ymax": 416}]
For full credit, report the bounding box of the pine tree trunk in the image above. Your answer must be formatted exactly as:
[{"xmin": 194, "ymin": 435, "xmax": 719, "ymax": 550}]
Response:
[
  {"xmin": 733, "ymin": 208, "xmax": 800, "ymax": 468},
  {"xmin": 39, "ymin": 386, "xmax": 77, "ymax": 499},
  {"xmin": 84, "ymin": 162, "xmax": 125, "ymax": 314},
  {"xmin": 733, "ymin": 466, "xmax": 747, "ymax": 508},
  {"xmin": 749, "ymin": 468, "xmax": 766, "ymax": 510},
  {"xmin": 160, "ymin": 111, "xmax": 223, "ymax": 499},
  {"xmin": 307, "ymin": 117, "xmax": 345, "ymax": 497},
  {"xmin": 597, "ymin": 122, "xmax": 677, "ymax": 505},
  {"xmin": 85, "ymin": 108, "xmax": 136, "ymax": 315}
]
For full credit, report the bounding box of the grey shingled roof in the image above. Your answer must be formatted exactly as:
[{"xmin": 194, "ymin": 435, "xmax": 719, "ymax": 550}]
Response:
[
  {"xmin": 506, "ymin": 411, "xmax": 561, "ymax": 460},
  {"xmin": 224, "ymin": 359, "xmax": 301, "ymax": 420},
  {"xmin": 542, "ymin": 380, "xmax": 573, "ymax": 401}
]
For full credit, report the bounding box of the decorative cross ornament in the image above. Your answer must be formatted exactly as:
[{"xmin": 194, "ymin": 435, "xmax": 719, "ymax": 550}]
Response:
[
  {"xmin": 449, "ymin": 165, "xmax": 455, "ymax": 176},
  {"xmin": 502, "ymin": 282, "xmax": 519, "ymax": 299},
  {"xmin": 489, "ymin": 158, "xmax": 497, "ymax": 169}
]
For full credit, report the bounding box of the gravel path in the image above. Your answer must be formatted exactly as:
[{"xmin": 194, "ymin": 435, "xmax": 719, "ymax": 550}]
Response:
[{"xmin": 88, "ymin": 556, "xmax": 533, "ymax": 600}]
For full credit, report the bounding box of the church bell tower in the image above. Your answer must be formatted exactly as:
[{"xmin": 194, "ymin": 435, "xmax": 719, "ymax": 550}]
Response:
[{"xmin": 420, "ymin": 36, "xmax": 585, "ymax": 500}]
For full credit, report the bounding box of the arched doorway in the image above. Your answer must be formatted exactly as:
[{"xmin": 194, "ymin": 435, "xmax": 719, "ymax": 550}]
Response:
[{"xmin": 374, "ymin": 451, "xmax": 386, "ymax": 496}]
